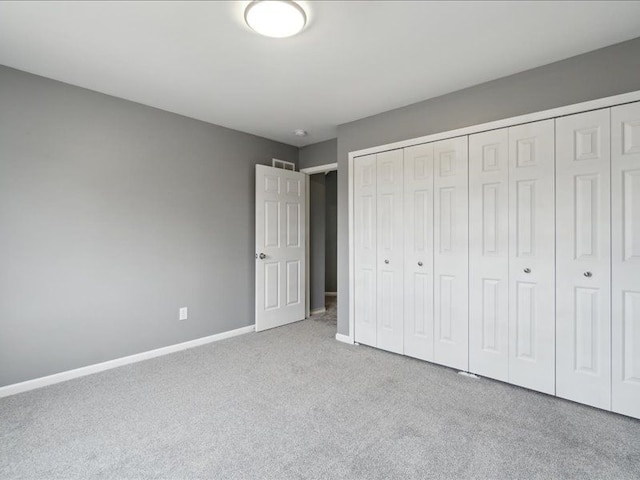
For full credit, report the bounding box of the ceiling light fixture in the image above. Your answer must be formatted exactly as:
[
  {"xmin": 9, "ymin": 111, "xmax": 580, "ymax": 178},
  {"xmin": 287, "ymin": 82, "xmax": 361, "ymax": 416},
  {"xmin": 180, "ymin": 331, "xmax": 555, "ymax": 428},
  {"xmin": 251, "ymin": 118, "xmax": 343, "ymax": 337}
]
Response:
[
  {"xmin": 244, "ymin": 1, "xmax": 307, "ymax": 38},
  {"xmin": 294, "ymin": 129, "xmax": 307, "ymax": 137}
]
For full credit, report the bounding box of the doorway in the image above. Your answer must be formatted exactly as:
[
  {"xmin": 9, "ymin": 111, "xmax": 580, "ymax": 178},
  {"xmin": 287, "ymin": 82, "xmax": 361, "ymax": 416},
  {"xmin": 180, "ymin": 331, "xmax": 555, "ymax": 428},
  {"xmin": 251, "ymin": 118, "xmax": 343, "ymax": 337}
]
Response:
[{"xmin": 301, "ymin": 163, "xmax": 338, "ymax": 326}]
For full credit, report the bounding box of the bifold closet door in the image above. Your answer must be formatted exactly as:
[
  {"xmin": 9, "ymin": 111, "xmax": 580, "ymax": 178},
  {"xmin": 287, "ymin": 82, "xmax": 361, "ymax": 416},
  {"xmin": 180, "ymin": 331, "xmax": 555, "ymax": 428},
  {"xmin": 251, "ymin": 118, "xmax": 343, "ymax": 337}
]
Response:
[
  {"xmin": 404, "ymin": 144, "xmax": 434, "ymax": 361},
  {"xmin": 612, "ymin": 101, "xmax": 640, "ymax": 419},
  {"xmin": 469, "ymin": 129, "xmax": 509, "ymax": 381},
  {"xmin": 433, "ymin": 137, "xmax": 469, "ymax": 370},
  {"xmin": 556, "ymin": 109, "xmax": 611, "ymax": 410},
  {"xmin": 508, "ymin": 120, "xmax": 555, "ymax": 395},
  {"xmin": 354, "ymin": 154, "xmax": 377, "ymax": 347},
  {"xmin": 376, "ymin": 150, "xmax": 404, "ymax": 354}
]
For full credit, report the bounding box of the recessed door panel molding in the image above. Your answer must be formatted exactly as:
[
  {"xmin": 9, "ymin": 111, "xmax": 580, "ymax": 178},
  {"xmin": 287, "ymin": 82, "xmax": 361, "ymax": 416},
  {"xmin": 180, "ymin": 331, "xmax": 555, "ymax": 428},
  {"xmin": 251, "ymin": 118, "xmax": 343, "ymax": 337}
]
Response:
[
  {"xmin": 286, "ymin": 178, "xmax": 301, "ymax": 196},
  {"xmin": 264, "ymin": 262, "xmax": 280, "ymax": 310},
  {"xmin": 376, "ymin": 149, "xmax": 404, "ymax": 354},
  {"xmin": 481, "ymin": 279, "xmax": 500, "ymax": 350},
  {"xmin": 286, "ymin": 260, "xmax": 301, "ymax": 306},
  {"xmin": 433, "ymin": 136, "xmax": 469, "ymax": 370},
  {"xmin": 354, "ymin": 154, "xmax": 378, "ymax": 347},
  {"xmin": 404, "ymin": 144, "xmax": 435, "ymax": 361},
  {"xmin": 515, "ymin": 281, "xmax": 537, "ymax": 360},
  {"xmin": 286, "ymin": 203, "xmax": 300, "ymax": 247},
  {"xmin": 612, "ymin": 101, "xmax": 640, "ymax": 419},
  {"xmin": 623, "ymin": 170, "xmax": 640, "ymax": 261},
  {"xmin": 255, "ymin": 165, "xmax": 306, "ymax": 331},
  {"xmin": 264, "ymin": 200, "xmax": 280, "ymax": 248},
  {"xmin": 556, "ymin": 109, "xmax": 611, "ymax": 409},
  {"xmin": 469, "ymin": 129, "xmax": 509, "ymax": 381},
  {"xmin": 508, "ymin": 120, "xmax": 555, "ymax": 395}
]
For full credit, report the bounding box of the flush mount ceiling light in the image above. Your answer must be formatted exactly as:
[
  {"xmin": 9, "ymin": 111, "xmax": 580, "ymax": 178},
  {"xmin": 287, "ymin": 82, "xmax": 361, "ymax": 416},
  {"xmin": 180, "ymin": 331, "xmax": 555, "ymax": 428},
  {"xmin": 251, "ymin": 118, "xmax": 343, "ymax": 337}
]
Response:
[
  {"xmin": 244, "ymin": 1, "xmax": 307, "ymax": 38},
  {"xmin": 293, "ymin": 129, "xmax": 307, "ymax": 137}
]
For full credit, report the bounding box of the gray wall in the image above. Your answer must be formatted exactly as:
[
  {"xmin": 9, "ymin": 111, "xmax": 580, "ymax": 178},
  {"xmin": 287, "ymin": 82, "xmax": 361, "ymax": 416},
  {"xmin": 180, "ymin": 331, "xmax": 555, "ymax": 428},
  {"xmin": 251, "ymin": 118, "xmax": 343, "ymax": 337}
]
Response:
[
  {"xmin": 299, "ymin": 138, "xmax": 337, "ymax": 170},
  {"xmin": 336, "ymin": 36, "xmax": 640, "ymax": 335},
  {"xmin": 309, "ymin": 174, "xmax": 326, "ymax": 312},
  {"xmin": 325, "ymin": 171, "xmax": 337, "ymax": 293},
  {"xmin": 0, "ymin": 65, "xmax": 298, "ymax": 387}
]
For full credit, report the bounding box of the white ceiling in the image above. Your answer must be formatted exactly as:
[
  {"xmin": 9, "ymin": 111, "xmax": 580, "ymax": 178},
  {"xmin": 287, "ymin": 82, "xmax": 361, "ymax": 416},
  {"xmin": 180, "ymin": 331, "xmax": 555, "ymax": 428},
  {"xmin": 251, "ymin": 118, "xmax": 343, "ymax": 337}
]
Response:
[{"xmin": 1, "ymin": 1, "xmax": 640, "ymax": 147}]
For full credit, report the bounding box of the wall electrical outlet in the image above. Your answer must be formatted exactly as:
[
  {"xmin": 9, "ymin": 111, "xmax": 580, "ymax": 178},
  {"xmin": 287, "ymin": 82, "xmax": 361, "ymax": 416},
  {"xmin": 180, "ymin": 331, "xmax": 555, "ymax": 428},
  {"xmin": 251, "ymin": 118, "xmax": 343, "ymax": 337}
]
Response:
[{"xmin": 179, "ymin": 307, "xmax": 188, "ymax": 321}]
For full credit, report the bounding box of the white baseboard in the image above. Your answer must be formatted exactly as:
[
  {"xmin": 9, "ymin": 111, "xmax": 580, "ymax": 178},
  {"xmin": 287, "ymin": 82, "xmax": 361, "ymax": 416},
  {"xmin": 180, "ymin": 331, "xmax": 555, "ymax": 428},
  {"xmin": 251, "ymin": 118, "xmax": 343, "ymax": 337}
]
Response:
[
  {"xmin": 325, "ymin": 292, "xmax": 337, "ymax": 297},
  {"xmin": 310, "ymin": 307, "xmax": 326, "ymax": 315},
  {"xmin": 0, "ymin": 324, "xmax": 255, "ymax": 399},
  {"xmin": 335, "ymin": 333, "xmax": 354, "ymax": 345}
]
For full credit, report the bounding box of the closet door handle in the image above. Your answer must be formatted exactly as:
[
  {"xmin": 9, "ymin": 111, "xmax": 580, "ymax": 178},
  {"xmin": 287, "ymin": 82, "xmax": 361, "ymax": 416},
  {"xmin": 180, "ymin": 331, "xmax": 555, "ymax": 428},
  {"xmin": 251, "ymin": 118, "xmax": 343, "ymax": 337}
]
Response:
[
  {"xmin": 384, "ymin": 259, "xmax": 389, "ymax": 264},
  {"xmin": 584, "ymin": 271, "xmax": 593, "ymax": 278},
  {"xmin": 523, "ymin": 268, "xmax": 531, "ymax": 274},
  {"xmin": 417, "ymin": 261, "xmax": 423, "ymax": 267}
]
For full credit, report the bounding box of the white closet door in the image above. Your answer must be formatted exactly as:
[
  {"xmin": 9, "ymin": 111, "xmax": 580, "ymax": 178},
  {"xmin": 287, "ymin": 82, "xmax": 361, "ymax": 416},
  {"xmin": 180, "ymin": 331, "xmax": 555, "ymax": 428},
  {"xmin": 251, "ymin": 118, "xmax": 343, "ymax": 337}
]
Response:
[
  {"xmin": 354, "ymin": 154, "xmax": 377, "ymax": 347},
  {"xmin": 556, "ymin": 109, "xmax": 611, "ymax": 409},
  {"xmin": 433, "ymin": 137, "xmax": 469, "ymax": 370},
  {"xmin": 508, "ymin": 120, "xmax": 555, "ymax": 395},
  {"xmin": 376, "ymin": 149, "xmax": 404, "ymax": 354},
  {"xmin": 469, "ymin": 129, "xmax": 510, "ymax": 381},
  {"xmin": 404, "ymin": 144, "xmax": 434, "ymax": 361},
  {"xmin": 612, "ymin": 101, "xmax": 640, "ymax": 419}
]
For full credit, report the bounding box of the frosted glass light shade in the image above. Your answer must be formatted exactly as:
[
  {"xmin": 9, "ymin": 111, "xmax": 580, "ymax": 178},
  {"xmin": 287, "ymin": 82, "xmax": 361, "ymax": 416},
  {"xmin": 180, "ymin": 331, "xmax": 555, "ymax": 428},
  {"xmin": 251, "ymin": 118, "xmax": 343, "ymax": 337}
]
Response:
[{"xmin": 245, "ymin": 1, "xmax": 307, "ymax": 38}]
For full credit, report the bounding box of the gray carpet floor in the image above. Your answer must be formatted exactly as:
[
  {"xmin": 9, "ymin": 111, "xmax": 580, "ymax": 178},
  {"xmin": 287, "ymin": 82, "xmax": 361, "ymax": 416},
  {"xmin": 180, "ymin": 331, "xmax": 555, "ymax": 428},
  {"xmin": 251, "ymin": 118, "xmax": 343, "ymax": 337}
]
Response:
[{"xmin": 1, "ymin": 297, "xmax": 640, "ymax": 479}]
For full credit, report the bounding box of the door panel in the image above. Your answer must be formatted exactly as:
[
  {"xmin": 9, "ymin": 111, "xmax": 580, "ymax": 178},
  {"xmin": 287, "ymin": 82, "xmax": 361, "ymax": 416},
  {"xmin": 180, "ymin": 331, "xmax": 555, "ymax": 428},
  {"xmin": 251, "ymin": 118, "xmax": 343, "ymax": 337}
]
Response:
[
  {"xmin": 354, "ymin": 155, "xmax": 378, "ymax": 347},
  {"xmin": 404, "ymin": 144, "xmax": 435, "ymax": 361},
  {"xmin": 377, "ymin": 150, "xmax": 404, "ymax": 354},
  {"xmin": 612, "ymin": 101, "xmax": 640, "ymax": 419},
  {"xmin": 508, "ymin": 120, "xmax": 555, "ymax": 394},
  {"xmin": 433, "ymin": 137, "xmax": 469, "ymax": 370},
  {"xmin": 469, "ymin": 129, "xmax": 509, "ymax": 381},
  {"xmin": 556, "ymin": 109, "xmax": 611, "ymax": 409},
  {"xmin": 255, "ymin": 165, "xmax": 306, "ymax": 331}
]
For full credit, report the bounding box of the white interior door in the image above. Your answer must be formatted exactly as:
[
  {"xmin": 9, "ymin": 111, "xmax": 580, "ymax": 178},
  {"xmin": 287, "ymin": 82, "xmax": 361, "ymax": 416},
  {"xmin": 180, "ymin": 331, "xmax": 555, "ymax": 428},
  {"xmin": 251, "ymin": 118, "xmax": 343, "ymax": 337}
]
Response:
[
  {"xmin": 255, "ymin": 164, "xmax": 306, "ymax": 332},
  {"xmin": 433, "ymin": 136, "xmax": 469, "ymax": 370},
  {"xmin": 469, "ymin": 129, "xmax": 510, "ymax": 381},
  {"xmin": 376, "ymin": 149, "xmax": 404, "ymax": 354},
  {"xmin": 404, "ymin": 144, "xmax": 434, "ymax": 361},
  {"xmin": 556, "ymin": 109, "xmax": 611, "ymax": 409},
  {"xmin": 508, "ymin": 120, "xmax": 556, "ymax": 395},
  {"xmin": 612, "ymin": 101, "xmax": 640, "ymax": 419},
  {"xmin": 354, "ymin": 154, "xmax": 378, "ymax": 347}
]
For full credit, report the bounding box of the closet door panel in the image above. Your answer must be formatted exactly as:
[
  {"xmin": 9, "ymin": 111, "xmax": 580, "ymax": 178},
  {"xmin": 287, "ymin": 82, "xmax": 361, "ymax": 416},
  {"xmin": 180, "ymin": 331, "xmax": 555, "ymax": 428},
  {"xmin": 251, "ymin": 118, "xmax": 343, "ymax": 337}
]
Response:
[
  {"xmin": 376, "ymin": 149, "xmax": 404, "ymax": 354},
  {"xmin": 508, "ymin": 120, "xmax": 555, "ymax": 395},
  {"xmin": 404, "ymin": 144, "xmax": 434, "ymax": 361},
  {"xmin": 556, "ymin": 109, "xmax": 611, "ymax": 409},
  {"xmin": 434, "ymin": 137, "xmax": 469, "ymax": 370},
  {"xmin": 354, "ymin": 154, "xmax": 377, "ymax": 347},
  {"xmin": 612, "ymin": 101, "xmax": 640, "ymax": 419},
  {"xmin": 469, "ymin": 129, "xmax": 509, "ymax": 381}
]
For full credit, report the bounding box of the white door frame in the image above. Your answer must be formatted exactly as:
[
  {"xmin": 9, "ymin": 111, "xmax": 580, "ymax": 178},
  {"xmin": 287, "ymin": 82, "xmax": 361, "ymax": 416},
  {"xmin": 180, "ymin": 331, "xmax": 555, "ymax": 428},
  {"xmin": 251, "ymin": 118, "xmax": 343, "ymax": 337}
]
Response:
[
  {"xmin": 300, "ymin": 162, "xmax": 338, "ymax": 319},
  {"xmin": 347, "ymin": 90, "xmax": 640, "ymax": 345}
]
